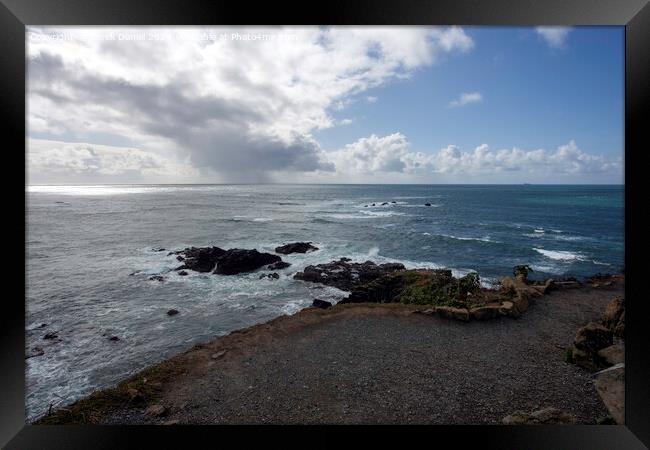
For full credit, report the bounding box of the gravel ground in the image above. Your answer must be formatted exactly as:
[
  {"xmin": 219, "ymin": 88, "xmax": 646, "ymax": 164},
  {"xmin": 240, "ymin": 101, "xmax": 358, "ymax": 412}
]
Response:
[{"xmin": 102, "ymin": 282, "xmax": 622, "ymax": 424}]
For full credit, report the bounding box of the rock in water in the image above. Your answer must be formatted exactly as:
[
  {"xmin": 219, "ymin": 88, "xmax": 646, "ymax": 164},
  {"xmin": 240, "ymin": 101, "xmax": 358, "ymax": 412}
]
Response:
[
  {"xmin": 424, "ymin": 203, "xmax": 432, "ymax": 206},
  {"xmin": 274, "ymin": 242, "xmax": 319, "ymax": 254},
  {"xmin": 267, "ymin": 261, "xmax": 291, "ymax": 270},
  {"xmin": 312, "ymin": 299, "xmax": 332, "ymax": 309},
  {"xmin": 167, "ymin": 309, "xmax": 179, "ymax": 316},
  {"xmin": 177, "ymin": 246, "xmax": 226, "ymax": 272},
  {"xmin": 214, "ymin": 249, "xmax": 281, "ymax": 275},
  {"xmin": 293, "ymin": 258, "xmax": 405, "ymax": 291}
]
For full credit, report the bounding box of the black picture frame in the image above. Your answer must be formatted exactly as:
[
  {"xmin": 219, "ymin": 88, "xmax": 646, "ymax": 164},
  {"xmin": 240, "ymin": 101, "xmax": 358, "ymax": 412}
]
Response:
[{"xmin": 2, "ymin": 0, "xmax": 648, "ymax": 448}]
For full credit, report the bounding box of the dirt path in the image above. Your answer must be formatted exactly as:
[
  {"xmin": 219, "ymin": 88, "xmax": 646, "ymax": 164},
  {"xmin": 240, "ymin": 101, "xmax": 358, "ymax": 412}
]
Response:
[{"xmin": 55, "ymin": 281, "xmax": 620, "ymax": 425}]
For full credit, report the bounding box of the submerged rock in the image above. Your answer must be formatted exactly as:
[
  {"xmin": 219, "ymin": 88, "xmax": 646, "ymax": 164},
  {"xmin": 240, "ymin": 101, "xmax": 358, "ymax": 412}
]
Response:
[
  {"xmin": 43, "ymin": 332, "xmax": 59, "ymax": 340},
  {"xmin": 293, "ymin": 258, "xmax": 405, "ymax": 291},
  {"xmin": 149, "ymin": 275, "xmax": 165, "ymax": 282},
  {"xmin": 267, "ymin": 261, "xmax": 291, "ymax": 270},
  {"xmin": 177, "ymin": 270, "xmax": 189, "ymax": 276},
  {"xmin": 167, "ymin": 309, "xmax": 179, "ymax": 316},
  {"xmin": 259, "ymin": 272, "xmax": 280, "ymax": 280},
  {"xmin": 274, "ymin": 242, "xmax": 319, "ymax": 254},
  {"xmin": 108, "ymin": 336, "xmax": 120, "ymax": 341},
  {"xmin": 214, "ymin": 249, "xmax": 281, "ymax": 275},
  {"xmin": 424, "ymin": 203, "xmax": 432, "ymax": 206}
]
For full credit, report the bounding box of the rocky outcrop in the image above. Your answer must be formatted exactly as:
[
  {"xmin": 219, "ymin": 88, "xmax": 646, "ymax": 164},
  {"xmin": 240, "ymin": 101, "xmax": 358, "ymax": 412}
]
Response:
[
  {"xmin": 175, "ymin": 246, "xmax": 226, "ymax": 273},
  {"xmin": 213, "ymin": 249, "xmax": 282, "ymax": 275},
  {"xmin": 502, "ymin": 408, "xmax": 576, "ymax": 425},
  {"xmin": 275, "ymin": 242, "xmax": 319, "ymax": 254},
  {"xmin": 173, "ymin": 246, "xmax": 284, "ymax": 275},
  {"xmin": 566, "ymin": 322, "xmax": 613, "ymax": 371},
  {"xmin": 602, "ymin": 297, "xmax": 625, "ymax": 337},
  {"xmin": 598, "ymin": 343, "xmax": 624, "ymax": 366},
  {"xmin": 293, "ymin": 258, "xmax": 405, "ymax": 291}
]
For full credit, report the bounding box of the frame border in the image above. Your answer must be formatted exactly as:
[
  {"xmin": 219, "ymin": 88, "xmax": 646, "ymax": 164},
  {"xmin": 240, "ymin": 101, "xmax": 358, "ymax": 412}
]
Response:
[{"xmin": 2, "ymin": 0, "xmax": 648, "ymax": 448}]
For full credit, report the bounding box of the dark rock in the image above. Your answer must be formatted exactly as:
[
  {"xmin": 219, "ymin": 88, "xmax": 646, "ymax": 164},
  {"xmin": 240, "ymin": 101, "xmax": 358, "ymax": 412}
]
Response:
[
  {"xmin": 424, "ymin": 203, "xmax": 432, "ymax": 206},
  {"xmin": 364, "ymin": 205, "xmax": 368, "ymax": 207},
  {"xmin": 176, "ymin": 255, "xmax": 185, "ymax": 261},
  {"xmin": 312, "ymin": 299, "xmax": 332, "ymax": 309},
  {"xmin": 26, "ymin": 347, "xmax": 45, "ymax": 359},
  {"xmin": 575, "ymin": 322, "xmax": 613, "ymax": 353},
  {"xmin": 152, "ymin": 247, "xmax": 166, "ymax": 252},
  {"xmin": 177, "ymin": 270, "xmax": 189, "ymax": 276},
  {"xmin": 381, "ymin": 202, "xmax": 389, "ymax": 206},
  {"xmin": 43, "ymin": 332, "xmax": 58, "ymax": 340},
  {"xmin": 267, "ymin": 261, "xmax": 291, "ymax": 270},
  {"xmin": 177, "ymin": 246, "xmax": 226, "ymax": 273},
  {"xmin": 391, "ymin": 201, "xmax": 396, "ymax": 204},
  {"xmin": 371, "ymin": 203, "xmax": 376, "ymax": 206},
  {"xmin": 294, "ymin": 258, "xmax": 405, "ymax": 291},
  {"xmin": 167, "ymin": 309, "xmax": 179, "ymax": 316},
  {"xmin": 275, "ymin": 242, "xmax": 319, "ymax": 254},
  {"xmin": 343, "ymin": 269, "xmax": 453, "ymax": 304},
  {"xmin": 39, "ymin": 323, "xmax": 47, "ymax": 328},
  {"xmin": 108, "ymin": 336, "xmax": 120, "ymax": 341},
  {"xmin": 214, "ymin": 249, "xmax": 281, "ymax": 275},
  {"xmin": 149, "ymin": 275, "xmax": 165, "ymax": 282},
  {"xmin": 259, "ymin": 272, "xmax": 280, "ymax": 280}
]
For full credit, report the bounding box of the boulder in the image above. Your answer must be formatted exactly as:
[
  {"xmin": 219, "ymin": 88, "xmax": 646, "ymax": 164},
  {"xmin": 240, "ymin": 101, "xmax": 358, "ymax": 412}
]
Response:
[
  {"xmin": 575, "ymin": 322, "xmax": 613, "ymax": 353},
  {"xmin": 568, "ymin": 346, "xmax": 602, "ymax": 371},
  {"xmin": 145, "ymin": 404, "xmax": 168, "ymax": 417},
  {"xmin": 424, "ymin": 203, "xmax": 432, "ymax": 206},
  {"xmin": 312, "ymin": 299, "xmax": 332, "ymax": 309},
  {"xmin": 294, "ymin": 258, "xmax": 405, "ymax": 291},
  {"xmin": 259, "ymin": 272, "xmax": 279, "ymax": 280},
  {"xmin": 275, "ymin": 242, "xmax": 319, "ymax": 254},
  {"xmin": 469, "ymin": 305, "xmax": 501, "ymax": 321},
  {"xmin": 108, "ymin": 336, "xmax": 120, "ymax": 341},
  {"xmin": 502, "ymin": 408, "xmax": 576, "ymax": 425},
  {"xmin": 177, "ymin": 270, "xmax": 188, "ymax": 276},
  {"xmin": 149, "ymin": 275, "xmax": 165, "ymax": 282},
  {"xmin": 602, "ymin": 297, "xmax": 624, "ymax": 332},
  {"xmin": 167, "ymin": 309, "xmax": 179, "ymax": 316},
  {"xmin": 267, "ymin": 261, "xmax": 291, "ymax": 270},
  {"xmin": 594, "ymin": 364, "xmax": 625, "ymax": 424},
  {"xmin": 381, "ymin": 202, "xmax": 389, "ymax": 206},
  {"xmin": 499, "ymin": 301, "xmax": 517, "ymax": 317},
  {"xmin": 598, "ymin": 343, "xmax": 624, "ymax": 366},
  {"xmin": 213, "ymin": 249, "xmax": 282, "ymax": 275}
]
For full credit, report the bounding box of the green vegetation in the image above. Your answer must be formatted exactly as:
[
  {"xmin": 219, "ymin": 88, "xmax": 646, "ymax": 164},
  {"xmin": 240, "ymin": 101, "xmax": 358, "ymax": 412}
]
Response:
[{"xmin": 513, "ymin": 265, "xmax": 534, "ymax": 279}]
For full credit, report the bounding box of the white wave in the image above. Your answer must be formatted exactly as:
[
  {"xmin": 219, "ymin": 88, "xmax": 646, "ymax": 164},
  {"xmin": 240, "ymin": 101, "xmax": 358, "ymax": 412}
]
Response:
[
  {"xmin": 534, "ymin": 229, "xmax": 545, "ymax": 234},
  {"xmin": 533, "ymin": 248, "xmax": 585, "ymax": 261},
  {"xmin": 437, "ymin": 234, "xmax": 497, "ymax": 243},
  {"xmin": 359, "ymin": 210, "xmax": 406, "ymax": 217}
]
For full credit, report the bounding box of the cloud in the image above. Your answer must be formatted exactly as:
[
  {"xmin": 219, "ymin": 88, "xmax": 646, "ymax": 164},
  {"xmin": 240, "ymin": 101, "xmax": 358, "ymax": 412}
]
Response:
[
  {"xmin": 448, "ymin": 91, "xmax": 482, "ymax": 108},
  {"xmin": 535, "ymin": 27, "xmax": 571, "ymax": 48},
  {"xmin": 366, "ymin": 96, "xmax": 378, "ymax": 103},
  {"xmin": 323, "ymin": 134, "xmax": 622, "ymax": 182},
  {"xmin": 27, "ymin": 26, "xmax": 474, "ymax": 183}
]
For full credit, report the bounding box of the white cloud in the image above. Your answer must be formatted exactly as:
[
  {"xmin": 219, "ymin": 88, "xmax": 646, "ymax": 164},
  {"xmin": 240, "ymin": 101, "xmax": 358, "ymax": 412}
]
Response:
[
  {"xmin": 366, "ymin": 96, "xmax": 378, "ymax": 103},
  {"xmin": 448, "ymin": 91, "xmax": 483, "ymax": 108},
  {"xmin": 27, "ymin": 26, "xmax": 475, "ymax": 183},
  {"xmin": 339, "ymin": 118, "xmax": 353, "ymax": 126},
  {"xmin": 322, "ymin": 134, "xmax": 622, "ymax": 182},
  {"xmin": 535, "ymin": 27, "xmax": 571, "ymax": 48}
]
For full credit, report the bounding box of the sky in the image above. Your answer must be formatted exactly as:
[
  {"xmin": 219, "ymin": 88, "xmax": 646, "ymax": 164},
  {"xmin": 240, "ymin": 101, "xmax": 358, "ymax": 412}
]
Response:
[{"xmin": 26, "ymin": 26, "xmax": 624, "ymax": 184}]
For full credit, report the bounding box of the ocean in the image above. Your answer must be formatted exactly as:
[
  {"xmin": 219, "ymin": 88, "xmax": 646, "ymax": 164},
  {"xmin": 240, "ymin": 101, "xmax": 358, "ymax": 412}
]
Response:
[{"xmin": 25, "ymin": 184, "xmax": 624, "ymax": 420}]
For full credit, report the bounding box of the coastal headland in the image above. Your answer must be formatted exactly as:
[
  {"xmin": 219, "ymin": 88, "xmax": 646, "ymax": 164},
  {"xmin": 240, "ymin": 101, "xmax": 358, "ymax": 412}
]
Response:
[{"xmin": 35, "ymin": 245, "xmax": 625, "ymax": 425}]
